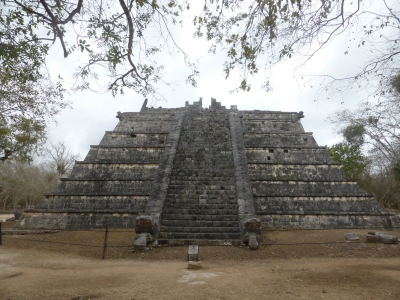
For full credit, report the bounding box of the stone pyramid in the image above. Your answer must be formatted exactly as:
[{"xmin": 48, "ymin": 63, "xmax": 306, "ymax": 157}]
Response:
[{"xmin": 16, "ymin": 99, "xmax": 399, "ymax": 246}]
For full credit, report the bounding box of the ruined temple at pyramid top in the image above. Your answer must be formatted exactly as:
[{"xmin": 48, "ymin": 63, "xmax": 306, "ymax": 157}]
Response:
[{"xmin": 16, "ymin": 98, "xmax": 399, "ymax": 247}]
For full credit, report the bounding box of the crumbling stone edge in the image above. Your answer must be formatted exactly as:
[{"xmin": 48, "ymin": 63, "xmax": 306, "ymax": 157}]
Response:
[
  {"xmin": 229, "ymin": 111, "xmax": 261, "ymax": 250},
  {"xmin": 134, "ymin": 111, "xmax": 186, "ymax": 250}
]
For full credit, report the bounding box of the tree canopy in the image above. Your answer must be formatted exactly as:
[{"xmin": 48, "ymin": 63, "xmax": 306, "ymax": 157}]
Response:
[
  {"xmin": 329, "ymin": 71, "xmax": 400, "ymax": 209},
  {"xmin": 329, "ymin": 93, "xmax": 400, "ymax": 173},
  {"xmin": 0, "ymin": 61, "xmax": 67, "ymax": 162},
  {"xmin": 1, "ymin": 0, "xmax": 399, "ymax": 159},
  {"xmin": 327, "ymin": 143, "xmax": 370, "ymax": 181},
  {"xmin": 44, "ymin": 142, "xmax": 80, "ymax": 177},
  {"xmin": 1, "ymin": 0, "xmax": 399, "ymax": 95}
]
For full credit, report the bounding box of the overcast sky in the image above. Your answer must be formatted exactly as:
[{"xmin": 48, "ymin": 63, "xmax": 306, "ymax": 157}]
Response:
[{"xmin": 42, "ymin": 2, "xmax": 382, "ymax": 161}]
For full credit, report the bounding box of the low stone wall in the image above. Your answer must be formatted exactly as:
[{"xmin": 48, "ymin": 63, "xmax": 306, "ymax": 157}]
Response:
[
  {"xmin": 84, "ymin": 147, "xmax": 164, "ymax": 163},
  {"xmin": 57, "ymin": 180, "xmax": 152, "ymax": 195},
  {"xmin": 16, "ymin": 212, "xmax": 137, "ymax": 230},
  {"xmin": 246, "ymin": 148, "xmax": 332, "ymax": 163},
  {"xmin": 258, "ymin": 213, "xmax": 400, "ymax": 229},
  {"xmin": 35, "ymin": 195, "xmax": 147, "ymax": 211},
  {"xmin": 244, "ymin": 133, "xmax": 317, "ymax": 148},
  {"xmin": 70, "ymin": 163, "xmax": 158, "ymax": 180},
  {"xmin": 255, "ymin": 196, "xmax": 382, "ymax": 213}
]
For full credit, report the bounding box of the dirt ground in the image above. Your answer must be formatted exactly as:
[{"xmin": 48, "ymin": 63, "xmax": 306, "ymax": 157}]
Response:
[{"xmin": 1, "ymin": 223, "xmax": 400, "ymax": 300}]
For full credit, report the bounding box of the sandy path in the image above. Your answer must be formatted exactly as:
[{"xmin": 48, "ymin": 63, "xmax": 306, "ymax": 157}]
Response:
[{"xmin": 1, "ymin": 247, "xmax": 400, "ymax": 300}]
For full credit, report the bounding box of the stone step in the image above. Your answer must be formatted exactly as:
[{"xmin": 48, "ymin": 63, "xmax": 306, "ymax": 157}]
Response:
[
  {"xmin": 169, "ymin": 182, "xmax": 236, "ymax": 186},
  {"xmin": 165, "ymin": 193, "xmax": 236, "ymax": 199},
  {"xmin": 170, "ymin": 175, "xmax": 235, "ymax": 180},
  {"xmin": 163, "ymin": 204, "xmax": 238, "ymax": 210},
  {"xmin": 171, "ymin": 163, "xmax": 235, "ymax": 169},
  {"xmin": 177, "ymin": 143, "xmax": 231, "ymax": 145},
  {"xmin": 174, "ymin": 153, "xmax": 232, "ymax": 156},
  {"xmin": 159, "ymin": 226, "xmax": 240, "ymax": 233},
  {"xmin": 166, "ymin": 194, "xmax": 237, "ymax": 200},
  {"xmin": 160, "ymin": 219, "xmax": 239, "ymax": 227},
  {"xmin": 175, "ymin": 151, "xmax": 232, "ymax": 155},
  {"xmin": 168, "ymin": 182, "xmax": 236, "ymax": 187},
  {"xmin": 157, "ymin": 239, "xmax": 241, "ymax": 246},
  {"xmin": 166, "ymin": 190, "xmax": 237, "ymax": 195},
  {"xmin": 162, "ymin": 208, "xmax": 238, "ymax": 215},
  {"xmin": 167, "ymin": 186, "xmax": 237, "ymax": 193},
  {"xmin": 165, "ymin": 198, "xmax": 238, "ymax": 205},
  {"xmin": 171, "ymin": 167, "xmax": 234, "ymax": 172},
  {"xmin": 166, "ymin": 193, "xmax": 236, "ymax": 200},
  {"xmin": 180, "ymin": 130, "xmax": 230, "ymax": 132},
  {"xmin": 171, "ymin": 173, "xmax": 234, "ymax": 178},
  {"xmin": 170, "ymin": 173, "xmax": 235, "ymax": 178},
  {"xmin": 166, "ymin": 195, "xmax": 237, "ymax": 201},
  {"xmin": 161, "ymin": 214, "xmax": 238, "ymax": 221},
  {"xmin": 172, "ymin": 156, "xmax": 233, "ymax": 160},
  {"xmin": 158, "ymin": 232, "xmax": 241, "ymax": 240}
]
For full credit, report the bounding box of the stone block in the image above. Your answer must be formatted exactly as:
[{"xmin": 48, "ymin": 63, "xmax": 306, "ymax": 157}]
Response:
[
  {"xmin": 365, "ymin": 234, "xmax": 379, "ymax": 243},
  {"xmin": 133, "ymin": 233, "xmax": 148, "ymax": 251},
  {"xmin": 187, "ymin": 245, "xmax": 200, "ymax": 261},
  {"xmin": 14, "ymin": 211, "xmax": 22, "ymax": 221},
  {"xmin": 377, "ymin": 233, "xmax": 399, "ymax": 244},
  {"xmin": 188, "ymin": 261, "xmax": 203, "ymax": 270},
  {"xmin": 248, "ymin": 233, "xmax": 260, "ymax": 250},
  {"xmin": 242, "ymin": 218, "xmax": 261, "ymax": 235},
  {"xmin": 135, "ymin": 215, "xmax": 155, "ymax": 235},
  {"xmin": 345, "ymin": 233, "xmax": 360, "ymax": 241}
]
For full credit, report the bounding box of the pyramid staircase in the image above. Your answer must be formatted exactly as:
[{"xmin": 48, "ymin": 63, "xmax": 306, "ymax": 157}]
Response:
[{"xmin": 158, "ymin": 108, "xmax": 241, "ymax": 245}]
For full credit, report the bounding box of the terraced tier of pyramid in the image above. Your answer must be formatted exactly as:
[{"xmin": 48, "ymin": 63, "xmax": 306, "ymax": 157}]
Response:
[{"xmin": 16, "ymin": 99, "xmax": 399, "ymax": 246}]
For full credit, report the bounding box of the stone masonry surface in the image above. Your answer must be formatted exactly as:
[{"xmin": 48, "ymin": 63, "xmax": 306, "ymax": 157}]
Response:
[
  {"xmin": 158, "ymin": 106, "xmax": 241, "ymax": 243},
  {"xmin": 15, "ymin": 99, "xmax": 399, "ymax": 238}
]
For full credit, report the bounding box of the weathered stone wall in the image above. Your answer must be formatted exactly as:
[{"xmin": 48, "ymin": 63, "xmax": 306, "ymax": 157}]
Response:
[
  {"xmin": 243, "ymin": 120, "xmax": 304, "ymax": 133},
  {"xmin": 247, "ymin": 164, "xmax": 346, "ymax": 181},
  {"xmin": 70, "ymin": 163, "xmax": 158, "ymax": 180},
  {"xmin": 19, "ymin": 212, "xmax": 137, "ymax": 230},
  {"xmin": 258, "ymin": 214, "xmax": 396, "ymax": 229},
  {"xmin": 255, "ymin": 196, "xmax": 382, "ymax": 213},
  {"xmin": 35, "ymin": 195, "xmax": 147, "ymax": 211},
  {"xmin": 57, "ymin": 180, "xmax": 151, "ymax": 195},
  {"xmin": 16, "ymin": 108, "xmax": 184, "ymax": 230},
  {"xmin": 246, "ymin": 148, "xmax": 332, "ymax": 163},
  {"xmin": 244, "ymin": 133, "xmax": 318, "ymax": 148},
  {"xmin": 15, "ymin": 101, "xmax": 399, "ymax": 233},
  {"xmin": 241, "ymin": 110, "xmax": 397, "ymax": 229},
  {"xmin": 100, "ymin": 132, "xmax": 169, "ymax": 147},
  {"xmin": 84, "ymin": 147, "xmax": 164, "ymax": 163},
  {"xmin": 253, "ymin": 181, "xmax": 370, "ymax": 197}
]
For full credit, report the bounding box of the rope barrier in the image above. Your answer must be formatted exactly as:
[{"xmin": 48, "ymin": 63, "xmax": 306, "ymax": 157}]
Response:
[
  {"xmin": 2, "ymin": 224, "xmax": 398, "ymax": 254},
  {"xmin": 262, "ymin": 226, "xmax": 400, "ymax": 231},
  {"xmin": 20, "ymin": 227, "xmax": 400, "ymax": 232},
  {"xmin": 2, "ymin": 234, "xmax": 381, "ymax": 248}
]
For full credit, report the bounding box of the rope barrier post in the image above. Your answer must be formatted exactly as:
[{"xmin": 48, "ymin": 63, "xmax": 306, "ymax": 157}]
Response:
[
  {"xmin": 102, "ymin": 225, "xmax": 109, "ymax": 260},
  {"xmin": 0, "ymin": 222, "xmax": 2, "ymax": 246}
]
